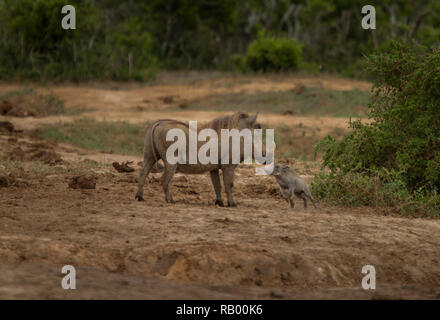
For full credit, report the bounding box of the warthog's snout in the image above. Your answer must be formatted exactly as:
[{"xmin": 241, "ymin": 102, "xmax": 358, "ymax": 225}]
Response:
[{"xmin": 268, "ymin": 163, "xmax": 282, "ymax": 176}]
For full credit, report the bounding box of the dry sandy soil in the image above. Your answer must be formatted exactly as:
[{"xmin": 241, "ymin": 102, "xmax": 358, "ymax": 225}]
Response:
[{"xmin": 0, "ymin": 75, "xmax": 439, "ymax": 299}]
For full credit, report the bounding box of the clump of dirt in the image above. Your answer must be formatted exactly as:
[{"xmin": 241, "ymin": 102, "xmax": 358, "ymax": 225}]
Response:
[
  {"xmin": 282, "ymin": 110, "xmax": 296, "ymax": 116},
  {"xmin": 1, "ymin": 99, "xmax": 37, "ymax": 117},
  {"xmin": 0, "ymin": 90, "xmax": 64, "ymax": 118},
  {"xmin": 291, "ymin": 83, "xmax": 305, "ymax": 95},
  {"xmin": 7, "ymin": 146, "xmax": 26, "ymax": 161},
  {"xmin": 29, "ymin": 149, "xmax": 62, "ymax": 165},
  {"xmin": 0, "ymin": 174, "xmax": 8, "ymax": 187},
  {"xmin": 112, "ymin": 161, "xmax": 135, "ymax": 173},
  {"xmin": 8, "ymin": 136, "xmax": 18, "ymax": 143},
  {"xmin": 268, "ymin": 186, "xmax": 280, "ymax": 196},
  {"xmin": 0, "ymin": 171, "xmax": 29, "ymax": 188},
  {"xmin": 5, "ymin": 137, "xmax": 63, "ymax": 166},
  {"xmin": 0, "ymin": 121, "xmax": 14, "ymax": 134},
  {"xmin": 0, "ymin": 101, "xmax": 13, "ymax": 114},
  {"xmin": 6, "ymin": 143, "xmax": 63, "ymax": 165},
  {"xmin": 158, "ymin": 95, "xmax": 178, "ymax": 104},
  {"xmin": 178, "ymin": 101, "xmax": 189, "ymax": 109},
  {"xmin": 68, "ymin": 175, "xmax": 97, "ymax": 189},
  {"xmin": 134, "ymin": 106, "xmax": 146, "ymax": 112},
  {"xmin": 240, "ymin": 182, "xmax": 280, "ymax": 199}
]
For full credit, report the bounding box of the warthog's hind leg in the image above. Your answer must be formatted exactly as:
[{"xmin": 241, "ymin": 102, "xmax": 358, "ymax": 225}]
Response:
[
  {"xmin": 304, "ymin": 187, "xmax": 317, "ymax": 209},
  {"xmin": 222, "ymin": 166, "xmax": 236, "ymax": 207},
  {"xmin": 210, "ymin": 169, "xmax": 224, "ymax": 207},
  {"xmin": 135, "ymin": 157, "xmax": 155, "ymax": 201},
  {"xmin": 162, "ymin": 163, "xmax": 177, "ymax": 203}
]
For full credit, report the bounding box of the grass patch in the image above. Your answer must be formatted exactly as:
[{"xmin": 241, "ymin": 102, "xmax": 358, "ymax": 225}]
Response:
[
  {"xmin": 0, "ymin": 158, "xmax": 105, "ymax": 178},
  {"xmin": 171, "ymin": 87, "xmax": 370, "ymax": 117},
  {"xmin": 263, "ymin": 122, "xmax": 348, "ymax": 161},
  {"xmin": 32, "ymin": 119, "xmax": 146, "ymax": 156},
  {"xmin": 32, "ymin": 119, "xmax": 348, "ymax": 160},
  {"xmin": 0, "ymin": 87, "xmax": 65, "ymax": 117},
  {"xmin": 311, "ymin": 171, "xmax": 440, "ymax": 218}
]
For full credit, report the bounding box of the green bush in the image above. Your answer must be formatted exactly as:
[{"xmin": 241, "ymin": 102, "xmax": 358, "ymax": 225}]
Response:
[
  {"xmin": 311, "ymin": 170, "xmax": 439, "ymax": 217},
  {"xmin": 314, "ymin": 41, "xmax": 440, "ymax": 217},
  {"xmin": 311, "ymin": 170, "xmax": 409, "ymax": 207},
  {"xmin": 243, "ymin": 36, "xmax": 303, "ymax": 72}
]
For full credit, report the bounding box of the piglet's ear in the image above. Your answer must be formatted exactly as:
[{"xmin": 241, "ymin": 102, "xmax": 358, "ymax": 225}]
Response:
[{"xmin": 248, "ymin": 112, "xmax": 259, "ymax": 124}]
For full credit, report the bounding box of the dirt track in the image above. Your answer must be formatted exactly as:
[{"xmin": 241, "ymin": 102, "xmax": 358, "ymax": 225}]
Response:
[
  {"xmin": 1, "ymin": 74, "xmax": 369, "ymax": 131},
  {"xmin": 1, "ymin": 76, "xmax": 439, "ymax": 299}
]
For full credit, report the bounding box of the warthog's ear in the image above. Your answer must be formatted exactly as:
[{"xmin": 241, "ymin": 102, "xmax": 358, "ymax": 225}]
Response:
[{"xmin": 248, "ymin": 112, "xmax": 259, "ymax": 125}]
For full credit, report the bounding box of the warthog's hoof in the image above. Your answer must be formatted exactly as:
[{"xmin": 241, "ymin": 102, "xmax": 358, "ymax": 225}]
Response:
[
  {"xmin": 165, "ymin": 197, "xmax": 175, "ymax": 204},
  {"xmin": 135, "ymin": 195, "xmax": 144, "ymax": 201},
  {"xmin": 227, "ymin": 201, "xmax": 236, "ymax": 207},
  {"xmin": 215, "ymin": 199, "xmax": 224, "ymax": 207}
]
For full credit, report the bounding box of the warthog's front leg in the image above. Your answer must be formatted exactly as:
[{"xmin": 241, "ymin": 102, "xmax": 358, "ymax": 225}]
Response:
[
  {"xmin": 279, "ymin": 186, "xmax": 289, "ymax": 202},
  {"xmin": 162, "ymin": 163, "xmax": 177, "ymax": 203},
  {"xmin": 288, "ymin": 188, "xmax": 295, "ymax": 208},
  {"xmin": 222, "ymin": 166, "xmax": 236, "ymax": 207},
  {"xmin": 210, "ymin": 169, "xmax": 224, "ymax": 207}
]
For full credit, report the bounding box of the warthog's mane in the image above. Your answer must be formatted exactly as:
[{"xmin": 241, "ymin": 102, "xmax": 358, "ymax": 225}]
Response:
[
  {"xmin": 153, "ymin": 119, "xmax": 189, "ymax": 127},
  {"xmin": 202, "ymin": 112, "xmax": 249, "ymax": 133},
  {"xmin": 150, "ymin": 113, "xmax": 249, "ymax": 134}
]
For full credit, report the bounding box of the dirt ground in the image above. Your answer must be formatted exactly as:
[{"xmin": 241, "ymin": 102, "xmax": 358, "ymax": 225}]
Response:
[{"xmin": 0, "ymin": 75, "xmax": 439, "ymax": 299}]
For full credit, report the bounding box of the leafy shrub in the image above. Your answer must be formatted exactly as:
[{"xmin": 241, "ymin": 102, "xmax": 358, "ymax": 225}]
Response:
[
  {"xmin": 311, "ymin": 170, "xmax": 409, "ymax": 207},
  {"xmin": 230, "ymin": 54, "xmax": 246, "ymax": 72},
  {"xmin": 243, "ymin": 36, "xmax": 303, "ymax": 72},
  {"xmin": 312, "ymin": 170, "xmax": 439, "ymax": 217},
  {"xmin": 314, "ymin": 41, "xmax": 440, "ymax": 217}
]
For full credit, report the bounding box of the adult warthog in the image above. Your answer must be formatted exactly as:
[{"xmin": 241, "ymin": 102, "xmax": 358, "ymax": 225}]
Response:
[{"xmin": 135, "ymin": 112, "xmax": 266, "ymax": 206}]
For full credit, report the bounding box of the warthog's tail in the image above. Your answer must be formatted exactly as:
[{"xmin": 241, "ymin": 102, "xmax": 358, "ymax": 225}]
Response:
[{"xmin": 149, "ymin": 119, "xmax": 189, "ymax": 168}]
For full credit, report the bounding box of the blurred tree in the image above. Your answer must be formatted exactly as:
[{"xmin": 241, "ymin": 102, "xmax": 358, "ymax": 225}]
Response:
[{"xmin": 0, "ymin": 0, "xmax": 438, "ymax": 80}]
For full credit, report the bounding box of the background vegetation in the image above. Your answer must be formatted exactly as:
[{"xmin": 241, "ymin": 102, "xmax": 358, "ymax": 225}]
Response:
[
  {"xmin": 313, "ymin": 42, "xmax": 440, "ymax": 217},
  {"xmin": 1, "ymin": 0, "xmax": 439, "ymax": 80},
  {"xmin": 2, "ymin": 0, "xmax": 439, "ymax": 217}
]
